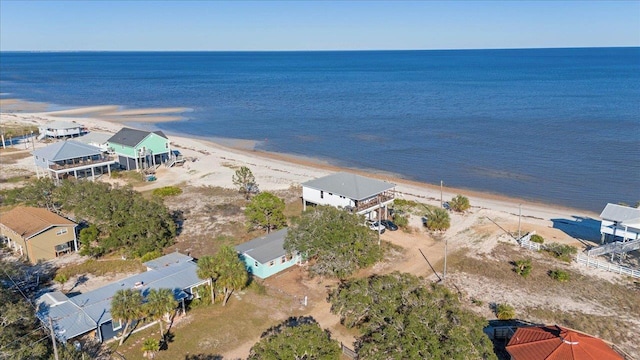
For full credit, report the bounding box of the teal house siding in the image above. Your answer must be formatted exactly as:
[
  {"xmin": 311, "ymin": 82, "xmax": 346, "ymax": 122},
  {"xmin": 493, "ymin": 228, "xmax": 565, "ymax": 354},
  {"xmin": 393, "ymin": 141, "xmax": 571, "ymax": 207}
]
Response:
[
  {"xmin": 235, "ymin": 228, "xmax": 300, "ymax": 279},
  {"xmin": 107, "ymin": 128, "xmax": 170, "ymax": 170}
]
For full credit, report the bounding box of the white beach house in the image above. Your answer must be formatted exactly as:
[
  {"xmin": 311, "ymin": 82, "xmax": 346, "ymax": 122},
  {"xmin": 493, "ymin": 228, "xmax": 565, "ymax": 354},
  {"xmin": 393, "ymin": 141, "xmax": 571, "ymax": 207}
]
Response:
[
  {"xmin": 301, "ymin": 172, "xmax": 395, "ymax": 220},
  {"xmin": 38, "ymin": 121, "xmax": 85, "ymax": 139},
  {"xmin": 599, "ymin": 203, "xmax": 640, "ymax": 243}
]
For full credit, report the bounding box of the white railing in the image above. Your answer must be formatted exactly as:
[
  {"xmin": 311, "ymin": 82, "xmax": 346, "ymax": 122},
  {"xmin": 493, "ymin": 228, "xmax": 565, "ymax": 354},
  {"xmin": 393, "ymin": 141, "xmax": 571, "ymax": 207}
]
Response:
[
  {"xmin": 576, "ymin": 253, "xmax": 640, "ymax": 278},
  {"xmin": 518, "ymin": 231, "xmax": 542, "ymax": 251}
]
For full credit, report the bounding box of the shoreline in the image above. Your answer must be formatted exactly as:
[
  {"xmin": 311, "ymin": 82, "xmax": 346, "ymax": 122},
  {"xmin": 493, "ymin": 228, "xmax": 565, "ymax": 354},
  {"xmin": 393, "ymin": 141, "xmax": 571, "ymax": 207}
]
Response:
[{"xmin": 0, "ymin": 99, "xmax": 599, "ymax": 221}]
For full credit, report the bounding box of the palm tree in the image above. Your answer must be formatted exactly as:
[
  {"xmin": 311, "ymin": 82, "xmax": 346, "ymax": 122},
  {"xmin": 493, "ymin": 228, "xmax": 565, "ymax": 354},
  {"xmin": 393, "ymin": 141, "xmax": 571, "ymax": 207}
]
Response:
[
  {"xmin": 111, "ymin": 289, "xmax": 144, "ymax": 345},
  {"xmin": 425, "ymin": 207, "xmax": 450, "ymax": 231},
  {"xmin": 196, "ymin": 255, "xmax": 217, "ymax": 305},
  {"xmin": 144, "ymin": 288, "xmax": 177, "ymax": 338},
  {"xmin": 213, "ymin": 246, "xmax": 249, "ymax": 306},
  {"xmin": 141, "ymin": 338, "xmax": 160, "ymax": 359},
  {"xmin": 449, "ymin": 194, "xmax": 471, "ymax": 212}
]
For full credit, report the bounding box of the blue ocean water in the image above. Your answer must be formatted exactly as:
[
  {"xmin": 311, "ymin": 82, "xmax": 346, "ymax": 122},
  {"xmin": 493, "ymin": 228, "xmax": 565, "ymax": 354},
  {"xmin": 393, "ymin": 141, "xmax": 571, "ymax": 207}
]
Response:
[{"xmin": 1, "ymin": 48, "xmax": 639, "ymax": 212}]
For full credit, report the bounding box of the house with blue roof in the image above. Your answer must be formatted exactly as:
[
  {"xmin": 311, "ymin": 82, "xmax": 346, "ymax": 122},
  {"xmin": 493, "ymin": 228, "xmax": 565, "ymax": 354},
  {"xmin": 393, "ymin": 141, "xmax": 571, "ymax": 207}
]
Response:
[
  {"xmin": 32, "ymin": 140, "xmax": 116, "ymax": 182},
  {"xmin": 36, "ymin": 252, "xmax": 208, "ymax": 343},
  {"xmin": 235, "ymin": 228, "xmax": 302, "ymax": 279}
]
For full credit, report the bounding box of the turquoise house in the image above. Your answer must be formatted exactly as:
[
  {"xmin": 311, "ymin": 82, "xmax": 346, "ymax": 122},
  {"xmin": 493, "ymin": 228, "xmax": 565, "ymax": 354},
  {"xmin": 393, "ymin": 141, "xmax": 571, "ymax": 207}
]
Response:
[
  {"xmin": 107, "ymin": 127, "xmax": 170, "ymax": 171},
  {"xmin": 235, "ymin": 228, "xmax": 301, "ymax": 279}
]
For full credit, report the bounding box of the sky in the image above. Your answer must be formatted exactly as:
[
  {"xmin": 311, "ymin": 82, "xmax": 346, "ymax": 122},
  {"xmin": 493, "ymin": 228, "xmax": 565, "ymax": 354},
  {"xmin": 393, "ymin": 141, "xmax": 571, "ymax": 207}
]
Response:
[{"xmin": 0, "ymin": 1, "xmax": 638, "ymax": 51}]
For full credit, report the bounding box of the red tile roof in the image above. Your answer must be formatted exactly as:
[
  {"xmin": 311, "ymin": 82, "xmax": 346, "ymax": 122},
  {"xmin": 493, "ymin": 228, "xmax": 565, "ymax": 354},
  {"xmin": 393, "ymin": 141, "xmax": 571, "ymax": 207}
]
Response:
[
  {"xmin": 506, "ymin": 325, "xmax": 624, "ymax": 360},
  {"xmin": 0, "ymin": 206, "xmax": 76, "ymax": 239}
]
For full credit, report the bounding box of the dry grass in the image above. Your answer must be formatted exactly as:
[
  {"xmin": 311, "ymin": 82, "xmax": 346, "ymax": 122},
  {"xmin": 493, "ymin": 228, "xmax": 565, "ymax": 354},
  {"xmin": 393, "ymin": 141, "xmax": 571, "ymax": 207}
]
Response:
[
  {"xmin": 56, "ymin": 259, "xmax": 145, "ymax": 278},
  {"xmin": 114, "ymin": 285, "xmax": 298, "ymax": 359},
  {"xmin": 446, "ymin": 243, "xmax": 640, "ymax": 356},
  {"xmin": 0, "ymin": 150, "xmax": 31, "ymax": 165}
]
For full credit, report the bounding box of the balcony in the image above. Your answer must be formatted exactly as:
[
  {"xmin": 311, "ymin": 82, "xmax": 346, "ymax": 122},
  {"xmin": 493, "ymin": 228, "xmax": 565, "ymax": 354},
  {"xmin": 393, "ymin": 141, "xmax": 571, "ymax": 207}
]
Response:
[
  {"xmin": 354, "ymin": 191, "xmax": 395, "ymax": 213},
  {"xmin": 49, "ymin": 155, "xmax": 116, "ymax": 171}
]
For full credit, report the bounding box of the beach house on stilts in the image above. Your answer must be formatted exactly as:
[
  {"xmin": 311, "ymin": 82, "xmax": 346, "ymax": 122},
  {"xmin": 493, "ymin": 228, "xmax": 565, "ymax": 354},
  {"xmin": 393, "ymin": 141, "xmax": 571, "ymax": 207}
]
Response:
[
  {"xmin": 107, "ymin": 127, "xmax": 171, "ymax": 171},
  {"xmin": 32, "ymin": 140, "xmax": 116, "ymax": 183},
  {"xmin": 301, "ymin": 172, "xmax": 396, "ymax": 221}
]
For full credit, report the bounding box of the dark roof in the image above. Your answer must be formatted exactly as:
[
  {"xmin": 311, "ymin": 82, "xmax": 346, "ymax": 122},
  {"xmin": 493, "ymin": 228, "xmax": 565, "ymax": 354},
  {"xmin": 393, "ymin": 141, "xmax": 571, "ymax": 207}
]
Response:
[
  {"xmin": 302, "ymin": 172, "xmax": 395, "ymax": 201},
  {"xmin": 107, "ymin": 127, "xmax": 167, "ymax": 147},
  {"xmin": 235, "ymin": 228, "xmax": 288, "ymax": 264},
  {"xmin": 506, "ymin": 325, "xmax": 623, "ymax": 360}
]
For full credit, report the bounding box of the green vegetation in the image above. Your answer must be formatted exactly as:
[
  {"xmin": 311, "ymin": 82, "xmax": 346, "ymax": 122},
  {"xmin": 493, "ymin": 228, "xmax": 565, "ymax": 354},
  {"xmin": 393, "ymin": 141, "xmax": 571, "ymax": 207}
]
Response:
[
  {"xmin": 248, "ymin": 317, "xmax": 341, "ymax": 360},
  {"xmin": 144, "ymin": 288, "xmax": 178, "ymax": 338},
  {"xmin": 496, "ymin": 303, "xmax": 516, "ymax": 320},
  {"xmin": 329, "ymin": 272, "xmax": 496, "ymax": 359},
  {"xmin": 152, "ymin": 185, "xmax": 183, "ymax": 197},
  {"xmin": 450, "ymin": 194, "xmax": 471, "ymax": 212},
  {"xmin": 141, "ymin": 338, "xmax": 160, "ymax": 359},
  {"xmin": 424, "ymin": 207, "xmax": 451, "ymax": 231},
  {"xmin": 212, "ymin": 245, "xmax": 250, "ymax": 306},
  {"xmin": 530, "ymin": 234, "xmax": 544, "ymax": 244},
  {"xmin": 232, "ymin": 166, "xmax": 257, "ymax": 199},
  {"xmin": 111, "ymin": 288, "xmax": 145, "ymax": 345},
  {"xmin": 0, "ymin": 269, "xmax": 49, "ymax": 359},
  {"xmin": 139, "ymin": 250, "xmax": 163, "ymax": 263},
  {"xmin": 10, "ymin": 179, "xmax": 176, "ymax": 257},
  {"xmin": 393, "ymin": 214, "xmax": 409, "ymax": 228},
  {"xmin": 196, "ymin": 256, "xmax": 217, "ymax": 304},
  {"xmin": 0, "ymin": 124, "xmax": 39, "ymax": 138},
  {"xmin": 544, "ymin": 242, "xmax": 578, "ymax": 262},
  {"xmin": 549, "ymin": 269, "xmax": 570, "ymax": 282},
  {"xmin": 244, "ymin": 192, "xmax": 287, "ymax": 233},
  {"xmin": 54, "ymin": 273, "xmax": 68, "ymax": 292},
  {"xmin": 513, "ymin": 259, "xmax": 533, "ymax": 278},
  {"xmin": 285, "ymin": 206, "xmax": 383, "ymax": 278}
]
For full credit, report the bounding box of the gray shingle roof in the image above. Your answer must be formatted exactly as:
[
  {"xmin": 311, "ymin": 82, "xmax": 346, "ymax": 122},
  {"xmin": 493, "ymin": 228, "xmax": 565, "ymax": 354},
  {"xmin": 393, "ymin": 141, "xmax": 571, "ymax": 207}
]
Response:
[
  {"xmin": 235, "ymin": 228, "xmax": 288, "ymax": 264},
  {"xmin": 36, "ymin": 253, "xmax": 206, "ymax": 342},
  {"xmin": 302, "ymin": 172, "xmax": 395, "ymax": 201},
  {"xmin": 107, "ymin": 127, "xmax": 167, "ymax": 147},
  {"xmin": 600, "ymin": 203, "xmax": 640, "ymax": 225},
  {"xmin": 32, "ymin": 140, "xmax": 102, "ymax": 162}
]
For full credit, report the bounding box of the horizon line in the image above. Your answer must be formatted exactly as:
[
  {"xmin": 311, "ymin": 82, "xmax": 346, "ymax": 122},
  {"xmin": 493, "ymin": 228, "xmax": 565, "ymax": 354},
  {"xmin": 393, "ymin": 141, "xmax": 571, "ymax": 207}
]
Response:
[{"xmin": 1, "ymin": 45, "xmax": 639, "ymax": 53}]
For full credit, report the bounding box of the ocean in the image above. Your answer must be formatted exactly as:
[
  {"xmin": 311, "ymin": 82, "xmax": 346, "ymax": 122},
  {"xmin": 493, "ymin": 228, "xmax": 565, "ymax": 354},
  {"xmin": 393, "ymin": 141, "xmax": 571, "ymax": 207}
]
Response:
[{"xmin": 1, "ymin": 48, "xmax": 639, "ymax": 212}]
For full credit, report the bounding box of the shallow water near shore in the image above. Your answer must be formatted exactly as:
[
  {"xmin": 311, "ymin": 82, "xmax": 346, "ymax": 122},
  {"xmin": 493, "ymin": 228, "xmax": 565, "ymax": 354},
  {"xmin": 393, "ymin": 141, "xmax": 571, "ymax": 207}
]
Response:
[{"xmin": 1, "ymin": 48, "xmax": 639, "ymax": 212}]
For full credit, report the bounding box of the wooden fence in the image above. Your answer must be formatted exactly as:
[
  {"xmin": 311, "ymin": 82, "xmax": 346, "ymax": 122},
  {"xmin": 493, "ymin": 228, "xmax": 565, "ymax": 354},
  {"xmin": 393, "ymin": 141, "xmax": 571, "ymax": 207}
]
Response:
[
  {"xmin": 576, "ymin": 253, "xmax": 640, "ymax": 279},
  {"xmin": 340, "ymin": 342, "xmax": 358, "ymax": 359}
]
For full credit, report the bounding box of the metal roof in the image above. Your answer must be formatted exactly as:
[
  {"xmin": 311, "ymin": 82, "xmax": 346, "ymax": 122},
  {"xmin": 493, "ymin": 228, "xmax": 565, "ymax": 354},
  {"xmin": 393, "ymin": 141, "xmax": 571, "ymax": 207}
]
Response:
[
  {"xmin": 235, "ymin": 228, "xmax": 289, "ymax": 264},
  {"xmin": 74, "ymin": 132, "xmax": 112, "ymax": 146},
  {"xmin": 36, "ymin": 253, "xmax": 206, "ymax": 342},
  {"xmin": 32, "ymin": 140, "xmax": 102, "ymax": 162},
  {"xmin": 40, "ymin": 121, "xmax": 83, "ymax": 130},
  {"xmin": 600, "ymin": 203, "xmax": 640, "ymax": 226},
  {"xmin": 144, "ymin": 252, "xmax": 193, "ymax": 270},
  {"xmin": 302, "ymin": 172, "xmax": 395, "ymax": 201},
  {"xmin": 107, "ymin": 127, "xmax": 168, "ymax": 147},
  {"xmin": 506, "ymin": 325, "xmax": 623, "ymax": 360}
]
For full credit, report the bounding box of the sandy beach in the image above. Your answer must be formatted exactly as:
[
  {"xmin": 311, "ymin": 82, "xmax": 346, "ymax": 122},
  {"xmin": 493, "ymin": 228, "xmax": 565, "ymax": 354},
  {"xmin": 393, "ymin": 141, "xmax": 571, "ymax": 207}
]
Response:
[{"xmin": 0, "ymin": 99, "xmax": 599, "ymax": 225}]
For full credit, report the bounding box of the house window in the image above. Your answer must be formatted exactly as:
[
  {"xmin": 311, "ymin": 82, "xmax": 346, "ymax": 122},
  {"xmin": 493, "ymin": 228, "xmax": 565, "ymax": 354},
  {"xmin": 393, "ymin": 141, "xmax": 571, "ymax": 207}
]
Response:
[
  {"xmin": 320, "ymin": 191, "xmax": 324, "ymax": 199},
  {"xmin": 165, "ymin": 143, "xmax": 169, "ymax": 149},
  {"xmin": 254, "ymin": 260, "xmax": 259, "ymax": 267},
  {"xmin": 269, "ymin": 260, "xmax": 275, "ymax": 267},
  {"xmin": 56, "ymin": 228, "xmax": 68, "ymax": 236},
  {"xmin": 281, "ymin": 256, "xmax": 286, "ymax": 264},
  {"xmin": 112, "ymin": 320, "xmax": 122, "ymax": 331}
]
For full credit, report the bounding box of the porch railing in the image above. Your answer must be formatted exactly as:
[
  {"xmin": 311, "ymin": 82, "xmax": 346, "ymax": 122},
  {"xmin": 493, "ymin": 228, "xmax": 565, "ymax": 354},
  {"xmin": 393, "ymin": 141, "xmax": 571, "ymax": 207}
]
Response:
[
  {"xmin": 354, "ymin": 191, "xmax": 395, "ymax": 212},
  {"xmin": 49, "ymin": 156, "xmax": 116, "ymax": 170}
]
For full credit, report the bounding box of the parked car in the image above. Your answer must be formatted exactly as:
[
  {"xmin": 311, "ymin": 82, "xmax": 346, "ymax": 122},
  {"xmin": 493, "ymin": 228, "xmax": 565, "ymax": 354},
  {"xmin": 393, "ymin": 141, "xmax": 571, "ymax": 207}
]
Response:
[
  {"xmin": 367, "ymin": 221, "xmax": 386, "ymax": 234},
  {"xmin": 380, "ymin": 219, "xmax": 398, "ymax": 231}
]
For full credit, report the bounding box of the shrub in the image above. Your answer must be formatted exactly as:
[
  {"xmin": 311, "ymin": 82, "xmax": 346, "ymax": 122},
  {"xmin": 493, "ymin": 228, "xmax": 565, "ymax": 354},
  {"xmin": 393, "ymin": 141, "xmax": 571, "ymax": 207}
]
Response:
[
  {"xmin": 424, "ymin": 208, "xmax": 450, "ymax": 231},
  {"xmin": 393, "ymin": 214, "xmax": 409, "ymax": 228},
  {"xmin": 140, "ymin": 250, "xmax": 162, "ymax": 263},
  {"xmin": 496, "ymin": 303, "xmax": 516, "ymax": 320},
  {"xmin": 152, "ymin": 186, "xmax": 183, "ymax": 197},
  {"xmin": 450, "ymin": 194, "xmax": 471, "ymax": 212},
  {"xmin": 530, "ymin": 234, "xmax": 544, "ymax": 244},
  {"xmin": 513, "ymin": 259, "xmax": 532, "ymax": 278},
  {"xmin": 549, "ymin": 269, "xmax": 570, "ymax": 282},
  {"xmin": 544, "ymin": 243, "xmax": 578, "ymax": 262}
]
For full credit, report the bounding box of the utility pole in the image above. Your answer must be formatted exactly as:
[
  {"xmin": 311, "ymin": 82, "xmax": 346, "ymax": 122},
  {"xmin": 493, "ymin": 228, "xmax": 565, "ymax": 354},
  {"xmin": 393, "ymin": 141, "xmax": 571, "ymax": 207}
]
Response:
[
  {"xmin": 518, "ymin": 204, "xmax": 522, "ymax": 240},
  {"xmin": 440, "ymin": 180, "xmax": 443, "ymax": 208},
  {"xmin": 443, "ymin": 236, "xmax": 448, "ymax": 283},
  {"xmin": 49, "ymin": 317, "xmax": 59, "ymax": 360}
]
